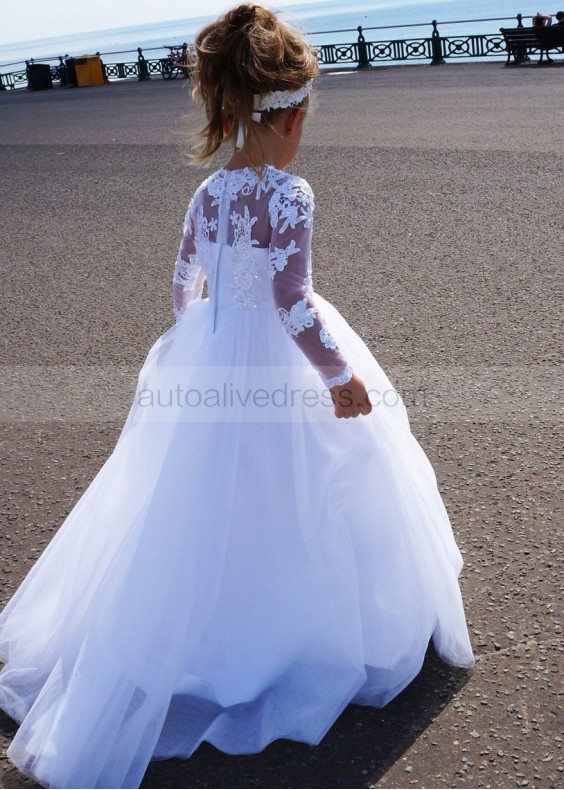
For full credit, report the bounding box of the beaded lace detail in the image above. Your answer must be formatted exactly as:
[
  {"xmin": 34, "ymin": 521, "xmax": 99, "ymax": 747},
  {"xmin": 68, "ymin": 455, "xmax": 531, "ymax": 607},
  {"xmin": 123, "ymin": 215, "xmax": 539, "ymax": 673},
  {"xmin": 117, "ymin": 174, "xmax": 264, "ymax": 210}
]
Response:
[
  {"xmin": 229, "ymin": 206, "xmax": 263, "ymax": 309},
  {"xmin": 173, "ymin": 166, "xmax": 353, "ymax": 388}
]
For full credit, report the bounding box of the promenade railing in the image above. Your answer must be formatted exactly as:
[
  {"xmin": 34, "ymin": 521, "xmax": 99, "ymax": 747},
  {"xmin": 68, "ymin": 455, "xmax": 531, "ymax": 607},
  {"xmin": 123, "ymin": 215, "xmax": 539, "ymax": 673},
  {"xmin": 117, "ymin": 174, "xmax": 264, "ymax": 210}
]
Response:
[{"xmin": 1, "ymin": 13, "xmax": 561, "ymax": 91}]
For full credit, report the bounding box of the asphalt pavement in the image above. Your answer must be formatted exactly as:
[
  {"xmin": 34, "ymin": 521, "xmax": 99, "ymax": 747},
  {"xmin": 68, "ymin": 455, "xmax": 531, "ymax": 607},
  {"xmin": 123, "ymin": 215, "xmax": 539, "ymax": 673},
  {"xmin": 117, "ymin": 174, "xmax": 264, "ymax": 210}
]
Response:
[{"xmin": 0, "ymin": 62, "xmax": 562, "ymax": 789}]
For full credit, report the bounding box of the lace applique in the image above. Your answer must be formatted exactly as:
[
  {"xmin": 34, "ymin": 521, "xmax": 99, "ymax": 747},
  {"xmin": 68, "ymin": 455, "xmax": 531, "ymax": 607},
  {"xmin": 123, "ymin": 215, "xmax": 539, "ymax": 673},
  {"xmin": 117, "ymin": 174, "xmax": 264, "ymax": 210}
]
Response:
[
  {"xmin": 173, "ymin": 206, "xmax": 207, "ymax": 320},
  {"xmin": 304, "ymin": 259, "xmax": 313, "ymax": 292},
  {"xmin": 173, "ymin": 257, "xmax": 203, "ymax": 321},
  {"xmin": 207, "ymin": 167, "xmax": 284, "ymax": 207},
  {"xmin": 255, "ymin": 168, "xmax": 286, "ymax": 201},
  {"xmin": 194, "ymin": 205, "xmax": 217, "ymax": 247},
  {"xmin": 192, "ymin": 204, "xmax": 215, "ymax": 287},
  {"xmin": 229, "ymin": 205, "xmax": 263, "ymax": 308},
  {"xmin": 269, "ymin": 239, "xmax": 300, "ymax": 279},
  {"xmin": 206, "ymin": 169, "xmax": 252, "ymax": 207},
  {"xmin": 226, "ymin": 171, "xmax": 254, "ymax": 203},
  {"xmin": 324, "ymin": 365, "xmax": 354, "ymax": 388},
  {"xmin": 269, "ymin": 178, "xmax": 314, "ymax": 233},
  {"xmin": 173, "ymin": 254, "xmax": 200, "ymax": 290},
  {"xmin": 319, "ymin": 327, "xmax": 337, "ymax": 349},
  {"xmin": 206, "ymin": 171, "xmax": 226, "ymax": 207},
  {"xmin": 278, "ymin": 298, "xmax": 318, "ymax": 336}
]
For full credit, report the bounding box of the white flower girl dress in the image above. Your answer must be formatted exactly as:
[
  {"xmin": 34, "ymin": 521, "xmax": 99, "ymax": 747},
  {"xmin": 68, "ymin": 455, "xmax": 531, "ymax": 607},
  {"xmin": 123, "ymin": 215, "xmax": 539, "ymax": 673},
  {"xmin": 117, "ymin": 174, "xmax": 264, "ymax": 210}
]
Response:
[{"xmin": 0, "ymin": 165, "xmax": 474, "ymax": 789}]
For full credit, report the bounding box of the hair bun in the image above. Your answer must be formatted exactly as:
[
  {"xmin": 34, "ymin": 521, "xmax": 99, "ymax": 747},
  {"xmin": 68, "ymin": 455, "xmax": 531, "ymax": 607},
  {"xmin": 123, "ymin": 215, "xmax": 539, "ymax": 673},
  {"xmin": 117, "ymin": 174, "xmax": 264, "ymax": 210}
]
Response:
[{"xmin": 226, "ymin": 3, "xmax": 258, "ymax": 30}]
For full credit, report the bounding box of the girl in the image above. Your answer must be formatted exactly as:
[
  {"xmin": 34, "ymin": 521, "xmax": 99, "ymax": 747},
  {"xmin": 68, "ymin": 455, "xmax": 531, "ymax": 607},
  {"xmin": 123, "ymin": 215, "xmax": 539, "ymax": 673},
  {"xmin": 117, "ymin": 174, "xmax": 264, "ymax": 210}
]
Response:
[{"xmin": 0, "ymin": 4, "xmax": 474, "ymax": 788}]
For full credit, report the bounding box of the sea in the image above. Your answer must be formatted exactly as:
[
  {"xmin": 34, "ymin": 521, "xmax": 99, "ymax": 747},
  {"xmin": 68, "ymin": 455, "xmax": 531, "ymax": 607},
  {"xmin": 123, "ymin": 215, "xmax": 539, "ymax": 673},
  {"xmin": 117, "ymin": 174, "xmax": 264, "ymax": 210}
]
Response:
[{"xmin": 0, "ymin": 0, "xmax": 532, "ymax": 71}]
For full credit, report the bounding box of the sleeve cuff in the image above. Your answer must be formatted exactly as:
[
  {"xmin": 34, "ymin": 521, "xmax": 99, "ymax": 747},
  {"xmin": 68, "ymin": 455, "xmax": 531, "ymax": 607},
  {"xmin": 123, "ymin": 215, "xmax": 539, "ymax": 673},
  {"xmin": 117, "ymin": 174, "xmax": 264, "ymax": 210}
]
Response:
[{"xmin": 322, "ymin": 365, "xmax": 353, "ymax": 388}]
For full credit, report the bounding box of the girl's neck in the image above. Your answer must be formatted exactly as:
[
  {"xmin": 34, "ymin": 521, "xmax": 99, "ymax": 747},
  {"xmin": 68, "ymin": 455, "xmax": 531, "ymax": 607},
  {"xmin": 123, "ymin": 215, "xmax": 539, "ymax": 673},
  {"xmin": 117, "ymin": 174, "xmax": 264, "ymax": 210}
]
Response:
[
  {"xmin": 224, "ymin": 108, "xmax": 304, "ymax": 172},
  {"xmin": 224, "ymin": 144, "xmax": 286, "ymax": 173},
  {"xmin": 223, "ymin": 155, "xmax": 274, "ymax": 172}
]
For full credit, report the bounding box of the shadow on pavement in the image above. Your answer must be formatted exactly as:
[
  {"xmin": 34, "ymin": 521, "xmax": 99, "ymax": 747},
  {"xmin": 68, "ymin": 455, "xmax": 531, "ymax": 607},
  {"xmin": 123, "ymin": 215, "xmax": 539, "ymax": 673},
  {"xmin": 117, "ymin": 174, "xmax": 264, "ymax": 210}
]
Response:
[
  {"xmin": 141, "ymin": 647, "xmax": 472, "ymax": 789},
  {"xmin": 0, "ymin": 648, "xmax": 471, "ymax": 788}
]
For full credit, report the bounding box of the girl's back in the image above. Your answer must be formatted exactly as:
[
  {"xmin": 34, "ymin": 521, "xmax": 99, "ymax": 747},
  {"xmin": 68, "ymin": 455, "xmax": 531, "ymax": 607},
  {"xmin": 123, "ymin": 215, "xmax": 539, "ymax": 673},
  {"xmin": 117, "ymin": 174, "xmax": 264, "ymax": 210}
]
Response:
[
  {"xmin": 174, "ymin": 164, "xmax": 354, "ymax": 388},
  {"xmin": 175, "ymin": 165, "xmax": 310, "ymax": 316}
]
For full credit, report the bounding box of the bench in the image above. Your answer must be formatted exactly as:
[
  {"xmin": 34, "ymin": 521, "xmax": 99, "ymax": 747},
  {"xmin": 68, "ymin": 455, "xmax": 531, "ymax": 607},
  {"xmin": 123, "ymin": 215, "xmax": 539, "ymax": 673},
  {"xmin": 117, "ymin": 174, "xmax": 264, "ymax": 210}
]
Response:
[{"xmin": 500, "ymin": 25, "xmax": 564, "ymax": 65}]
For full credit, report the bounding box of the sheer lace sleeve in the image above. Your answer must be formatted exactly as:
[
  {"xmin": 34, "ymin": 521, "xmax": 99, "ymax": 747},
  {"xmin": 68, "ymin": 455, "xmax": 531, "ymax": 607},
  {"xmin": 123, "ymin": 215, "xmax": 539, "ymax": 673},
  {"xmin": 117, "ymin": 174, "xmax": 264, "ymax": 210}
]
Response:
[
  {"xmin": 173, "ymin": 203, "xmax": 207, "ymax": 322},
  {"xmin": 269, "ymin": 177, "xmax": 353, "ymax": 388}
]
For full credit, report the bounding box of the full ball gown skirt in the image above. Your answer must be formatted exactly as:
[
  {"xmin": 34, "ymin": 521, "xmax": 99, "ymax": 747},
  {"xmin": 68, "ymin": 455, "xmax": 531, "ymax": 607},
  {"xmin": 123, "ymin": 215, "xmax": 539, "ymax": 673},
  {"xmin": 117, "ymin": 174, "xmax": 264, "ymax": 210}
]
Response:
[{"xmin": 0, "ymin": 166, "xmax": 474, "ymax": 789}]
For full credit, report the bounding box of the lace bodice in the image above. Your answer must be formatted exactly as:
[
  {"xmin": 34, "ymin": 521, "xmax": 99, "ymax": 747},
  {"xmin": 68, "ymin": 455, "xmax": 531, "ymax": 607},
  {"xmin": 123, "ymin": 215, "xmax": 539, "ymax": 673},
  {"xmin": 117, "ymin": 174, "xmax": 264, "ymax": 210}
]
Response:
[{"xmin": 173, "ymin": 166, "xmax": 352, "ymax": 388}]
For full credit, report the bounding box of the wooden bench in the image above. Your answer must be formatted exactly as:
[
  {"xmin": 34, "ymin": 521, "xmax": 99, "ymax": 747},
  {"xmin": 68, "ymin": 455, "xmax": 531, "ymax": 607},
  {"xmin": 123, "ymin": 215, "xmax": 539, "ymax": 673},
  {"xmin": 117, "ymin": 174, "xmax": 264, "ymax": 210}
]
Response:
[{"xmin": 500, "ymin": 25, "xmax": 564, "ymax": 65}]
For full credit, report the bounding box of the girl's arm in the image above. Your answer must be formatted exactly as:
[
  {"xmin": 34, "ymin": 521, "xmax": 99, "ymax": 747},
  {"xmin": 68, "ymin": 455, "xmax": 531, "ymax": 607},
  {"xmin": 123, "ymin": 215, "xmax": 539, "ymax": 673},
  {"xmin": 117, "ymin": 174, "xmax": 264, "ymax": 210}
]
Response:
[
  {"xmin": 269, "ymin": 177, "xmax": 372, "ymax": 418},
  {"xmin": 268, "ymin": 177, "xmax": 353, "ymax": 389},
  {"xmin": 173, "ymin": 206, "xmax": 206, "ymax": 322}
]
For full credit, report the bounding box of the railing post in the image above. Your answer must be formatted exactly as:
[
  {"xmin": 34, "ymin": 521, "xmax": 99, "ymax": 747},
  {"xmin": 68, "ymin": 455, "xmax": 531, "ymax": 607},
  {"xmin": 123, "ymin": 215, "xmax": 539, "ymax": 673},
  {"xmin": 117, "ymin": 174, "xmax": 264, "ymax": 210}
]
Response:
[
  {"xmin": 517, "ymin": 13, "xmax": 523, "ymax": 27},
  {"xmin": 430, "ymin": 20, "xmax": 445, "ymax": 64},
  {"xmin": 96, "ymin": 51, "xmax": 109, "ymax": 83},
  {"xmin": 0, "ymin": 73, "xmax": 5, "ymax": 91},
  {"xmin": 356, "ymin": 26, "xmax": 370, "ymax": 68},
  {"xmin": 58, "ymin": 55, "xmax": 68, "ymax": 87},
  {"xmin": 137, "ymin": 47, "xmax": 150, "ymax": 81}
]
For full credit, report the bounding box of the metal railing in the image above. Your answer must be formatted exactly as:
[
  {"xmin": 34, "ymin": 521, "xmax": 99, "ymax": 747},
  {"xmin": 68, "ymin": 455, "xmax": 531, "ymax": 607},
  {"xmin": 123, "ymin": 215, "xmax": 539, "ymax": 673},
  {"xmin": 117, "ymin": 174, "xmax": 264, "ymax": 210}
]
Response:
[
  {"xmin": 312, "ymin": 19, "xmax": 512, "ymax": 67},
  {"xmin": 0, "ymin": 46, "xmax": 190, "ymax": 90},
  {"xmin": 1, "ymin": 13, "xmax": 561, "ymax": 90}
]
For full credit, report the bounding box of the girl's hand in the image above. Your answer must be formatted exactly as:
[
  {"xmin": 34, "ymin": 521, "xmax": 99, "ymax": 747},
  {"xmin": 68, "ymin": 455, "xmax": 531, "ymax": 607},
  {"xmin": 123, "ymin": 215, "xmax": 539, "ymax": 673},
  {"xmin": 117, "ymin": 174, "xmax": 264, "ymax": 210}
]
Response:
[{"xmin": 329, "ymin": 374, "xmax": 372, "ymax": 419}]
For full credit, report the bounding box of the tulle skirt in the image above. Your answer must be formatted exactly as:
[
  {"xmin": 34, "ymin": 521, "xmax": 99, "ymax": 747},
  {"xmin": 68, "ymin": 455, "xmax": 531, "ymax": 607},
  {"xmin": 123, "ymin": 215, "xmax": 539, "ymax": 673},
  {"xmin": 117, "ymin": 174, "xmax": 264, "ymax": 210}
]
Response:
[{"xmin": 0, "ymin": 294, "xmax": 474, "ymax": 789}]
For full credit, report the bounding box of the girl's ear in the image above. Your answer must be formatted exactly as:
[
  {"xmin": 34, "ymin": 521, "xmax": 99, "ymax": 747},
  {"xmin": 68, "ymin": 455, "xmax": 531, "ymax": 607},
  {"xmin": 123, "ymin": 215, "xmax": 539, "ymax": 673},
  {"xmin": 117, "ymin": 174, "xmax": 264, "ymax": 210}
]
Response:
[
  {"xmin": 285, "ymin": 107, "xmax": 306, "ymax": 135},
  {"xmin": 222, "ymin": 113, "xmax": 234, "ymax": 136}
]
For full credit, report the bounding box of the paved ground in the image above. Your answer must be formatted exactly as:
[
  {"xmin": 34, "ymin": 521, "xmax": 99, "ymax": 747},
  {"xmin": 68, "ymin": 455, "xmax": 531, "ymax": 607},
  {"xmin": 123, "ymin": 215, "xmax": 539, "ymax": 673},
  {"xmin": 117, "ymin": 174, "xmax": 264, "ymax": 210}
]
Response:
[{"xmin": 0, "ymin": 62, "xmax": 562, "ymax": 788}]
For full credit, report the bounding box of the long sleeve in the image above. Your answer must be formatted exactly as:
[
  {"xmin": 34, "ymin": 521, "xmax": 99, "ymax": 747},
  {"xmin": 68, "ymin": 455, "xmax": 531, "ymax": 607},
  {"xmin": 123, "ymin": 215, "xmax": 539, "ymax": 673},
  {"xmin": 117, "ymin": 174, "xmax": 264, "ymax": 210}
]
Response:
[
  {"xmin": 268, "ymin": 177, "xmax": 353, "ymax": 388},
  {"xmin": 172, "ymin": 206, "xmax": 206, "ymax": 323}
]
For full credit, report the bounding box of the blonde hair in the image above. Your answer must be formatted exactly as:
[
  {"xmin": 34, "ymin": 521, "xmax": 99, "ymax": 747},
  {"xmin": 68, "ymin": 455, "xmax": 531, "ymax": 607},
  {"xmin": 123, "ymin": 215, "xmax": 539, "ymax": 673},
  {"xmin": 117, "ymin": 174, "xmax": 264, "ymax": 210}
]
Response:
[{"xmin": 189, "ymin": 3, "xmax": 319, "ymax": 166}]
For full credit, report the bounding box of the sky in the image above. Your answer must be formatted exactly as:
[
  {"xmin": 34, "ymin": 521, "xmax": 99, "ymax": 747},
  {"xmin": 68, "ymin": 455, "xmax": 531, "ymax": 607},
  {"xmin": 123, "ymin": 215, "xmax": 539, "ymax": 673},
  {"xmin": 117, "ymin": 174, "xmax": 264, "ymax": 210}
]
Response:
[{"xmin": 0, "ymin": 0, "xmax": 327, "ymax": 46}]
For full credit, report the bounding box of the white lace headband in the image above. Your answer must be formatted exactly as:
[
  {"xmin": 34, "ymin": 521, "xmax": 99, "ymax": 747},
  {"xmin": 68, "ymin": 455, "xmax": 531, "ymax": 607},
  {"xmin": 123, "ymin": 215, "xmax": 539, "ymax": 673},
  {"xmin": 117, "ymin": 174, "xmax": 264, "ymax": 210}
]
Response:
[
  {"xmin": 252, "ymin": 80, "xmax": 313, "ymax": 121},
  {"xmin": 236, "ymin": 80, "xmax": 313, "ymax": 149}
]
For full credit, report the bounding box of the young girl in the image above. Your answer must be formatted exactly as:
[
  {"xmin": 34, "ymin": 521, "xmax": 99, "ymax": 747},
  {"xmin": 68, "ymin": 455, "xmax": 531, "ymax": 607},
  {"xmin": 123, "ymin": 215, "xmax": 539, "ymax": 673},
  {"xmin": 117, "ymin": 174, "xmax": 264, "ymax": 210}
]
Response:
[{"xmin": 0, "ymin": 4, "xmax": 474, "ymax": 788}]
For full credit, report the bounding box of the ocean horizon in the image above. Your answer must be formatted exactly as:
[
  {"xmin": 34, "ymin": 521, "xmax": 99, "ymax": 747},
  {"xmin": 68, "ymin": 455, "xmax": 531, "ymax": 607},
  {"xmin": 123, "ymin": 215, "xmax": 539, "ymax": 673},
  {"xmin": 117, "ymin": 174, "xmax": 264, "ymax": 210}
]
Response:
[{"xmin": 0, "ymin": 0, "xmax": 531, "ymax": 70}]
